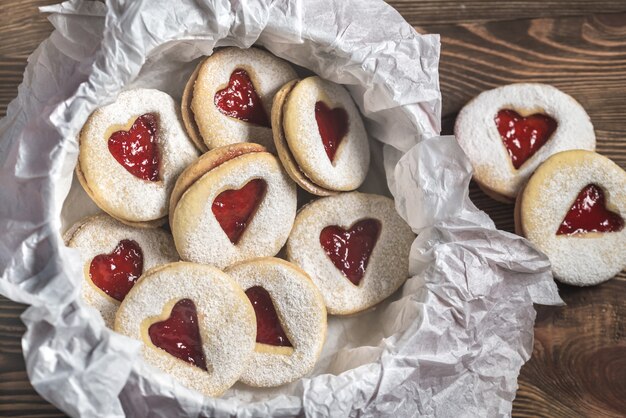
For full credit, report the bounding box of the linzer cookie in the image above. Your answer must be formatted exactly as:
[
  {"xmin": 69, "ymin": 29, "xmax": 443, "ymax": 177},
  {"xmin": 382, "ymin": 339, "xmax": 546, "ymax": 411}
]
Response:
[
  {"xmin": 226, "ymin": 258, "xmax": 326, "ymax": 387},
  {"xmin": 455, "ymin": 83, "xmax": 595, "ymax": 202},
  {"xmin": 170, "ymin": 143, "xmax": 297, "ymax": 269},
  {"xmin": 114, "ymin": 262, "xmax": 256, "ymax": 397},
  {"xmin": 182, "ymin": 47, "xmax": 297, "ymax": 151},
  {"xmin": 65, "ymin": 215, "xmax": 179, "ymax": 327},
  {"xmin": 516, "ymin": 150, "xmax": 625, "ymax": 286},
  {"xmin": 287, "ymin": 192, "xmax": 414, "ymax": 315},
  {"xmin": 78, "ymin": 89, "xmax": 198, "ymax": 227},
  {"xmin": 272, "ymin": 76, "xmax": 370, "ymax": 195}
]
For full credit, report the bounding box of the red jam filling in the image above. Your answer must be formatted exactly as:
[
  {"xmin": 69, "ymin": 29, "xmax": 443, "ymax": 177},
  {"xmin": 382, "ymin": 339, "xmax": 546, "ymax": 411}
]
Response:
[
  {"xmin": 557, "ymin": 184, "xmax": 624, "ymax": 235},
  {"xmin": 214, "ymin": 69, "xmax": 270, "ymax": 127},
  {"xmin": 245, "ymin": 286, "xmax": 292, "ymax": 347},
  {"xmin": 315, "ymin": 101, "xmax": 349, "ymax": 162},
  {"xmin": 108, "ymin": 113, "xmax": 160, "ymax": 181},
  {"xmin": 319, "ymin": 219, "xmax": 381, "ymax": 286},
  {"xmin": 495, "ymin": 109, "xmax": 557, "ymax": 169},
  {"xmin": 212, "ymin": 179, "xmax": 267, "ymax": 244},
  {"xmin": 148, "ymin": 299, "xmax": 208, "ymax": 371},
  {"xmin": 89, "ymin": 239, "xmax": 143, "ymax": 302}
]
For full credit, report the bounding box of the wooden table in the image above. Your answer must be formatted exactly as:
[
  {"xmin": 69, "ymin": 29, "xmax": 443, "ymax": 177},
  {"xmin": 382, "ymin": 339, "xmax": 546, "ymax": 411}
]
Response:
[{"xmin": 1, "ymin": 1, "xmax": 625, "ymax": 416}]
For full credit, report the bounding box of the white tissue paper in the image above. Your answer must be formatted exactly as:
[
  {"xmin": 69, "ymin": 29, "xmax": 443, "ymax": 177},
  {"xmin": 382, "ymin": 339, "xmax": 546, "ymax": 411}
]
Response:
[{"xmin": 0, "ymin": 0, "xmax": 562, "ymax": 416}]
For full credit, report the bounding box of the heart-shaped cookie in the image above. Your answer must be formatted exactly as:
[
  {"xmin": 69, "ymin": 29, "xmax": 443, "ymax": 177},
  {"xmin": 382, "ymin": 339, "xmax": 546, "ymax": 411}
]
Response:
[
  {"xmin": 287, "ymin": 192, "xmax": 414, "ymax": 315},
  {"xmin": 148, "ymin": 298, "xmax": 208, "ymax": 371},
  {"xmin": 516, "ymin": 150, "xmax": 626, "ymax": 286},
  {"xmin": 108, "ymin": 113, "xmax": 160, "ymax": 181},
  {"xmin": 212, "ymin": 179, "xmax": 267, "ymax": 244},
  {"xmin": 226, "ymin": 258, "xmax": 326, "ymax": 387},
  {"xmin": 89, "ymin": 239, "xmax": 143, "ymax": 302},
  {"xmin": 455, "ymin": 83, "xmax": 595, "ymax": 202},
  {"xmin": 319, "ymin": 219, "xmax": 380, "ymax": 285},
  {"xmin": 115, "ymin": 262, "xmax": 256, "ymax": 397}
]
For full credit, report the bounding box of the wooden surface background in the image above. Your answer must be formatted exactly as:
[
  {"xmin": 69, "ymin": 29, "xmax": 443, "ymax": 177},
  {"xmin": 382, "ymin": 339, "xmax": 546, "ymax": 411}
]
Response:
[{"xmin": 1, "ymin": 1, "xmax": 625, "ymax": 417}]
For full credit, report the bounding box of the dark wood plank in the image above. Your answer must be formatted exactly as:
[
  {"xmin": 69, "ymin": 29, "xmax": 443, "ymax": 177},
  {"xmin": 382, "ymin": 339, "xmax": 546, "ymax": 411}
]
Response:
[{"xmin": 0, "ymin": 1, "xmax": 625, "ymax": 417}]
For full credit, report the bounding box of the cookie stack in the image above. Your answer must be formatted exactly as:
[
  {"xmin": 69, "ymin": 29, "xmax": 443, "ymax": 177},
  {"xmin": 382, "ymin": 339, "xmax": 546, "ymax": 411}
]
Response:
[{"xmin": 69, "ymin": 47, "xmax": 415, "ymax": 396}]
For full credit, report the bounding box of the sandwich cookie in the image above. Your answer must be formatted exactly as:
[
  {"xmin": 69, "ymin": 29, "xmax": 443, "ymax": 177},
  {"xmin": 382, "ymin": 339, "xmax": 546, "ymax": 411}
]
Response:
[
  {"xmin": 170, "ymin": 143, "xmax": 297, "ymax": 269},
  {"xmin": 65, "ymin": 215, "xmax": 178, "ymax": 327},
  {"xmin": 286, "ymin": 192, "xmax": 414, "ymax": 315},
  {"xmin": 226, "ymin": 258, "xmax": 327, "ymax": 387},
  {"xmin": 272, "ymin": 76, "xmax": 370, "ymax": 195},
  {"xmin": 182, "ymin": 47, "xmax": 297, "ymax": 152},
  {"xmin": 455, "ymin": 83, "xmax": 595, "ymax": 202},
  {"xmin": 114, "ymin": 262, "xmax": 256, "ymax": 397},
  {"xmin": 516, "ymin": 150, "xmax": 625, "ymax": 286},
  {"xmin": 78, "ymin": 89, "xmax": 198, "ymax": 227}
]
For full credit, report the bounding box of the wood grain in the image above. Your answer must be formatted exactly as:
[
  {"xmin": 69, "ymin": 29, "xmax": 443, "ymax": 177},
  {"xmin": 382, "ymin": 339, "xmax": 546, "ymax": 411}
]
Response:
[{"xmin": 0, "ymin": 1, "xmax": 625, "ymax": 417}]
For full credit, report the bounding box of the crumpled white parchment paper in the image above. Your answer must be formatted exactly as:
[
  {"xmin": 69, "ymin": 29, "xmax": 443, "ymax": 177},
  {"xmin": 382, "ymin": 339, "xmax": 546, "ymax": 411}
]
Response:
[{"xmin": 0, "ymin": 0, "xmax": 562, "ymax": 416}]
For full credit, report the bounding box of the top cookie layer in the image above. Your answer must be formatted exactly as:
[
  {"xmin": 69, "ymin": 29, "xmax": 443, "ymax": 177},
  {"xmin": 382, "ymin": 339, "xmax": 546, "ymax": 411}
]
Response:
[
  {"xmin": 79, "ymin": 89, "xmax": 198, "ymax": 223},
  {"xmin": 455, "ymin": 83, "xmax": 595, "ymax": 200},
  {"xmin": 191, "ymin": 47, "xmax": 297, "ymax": 150}
]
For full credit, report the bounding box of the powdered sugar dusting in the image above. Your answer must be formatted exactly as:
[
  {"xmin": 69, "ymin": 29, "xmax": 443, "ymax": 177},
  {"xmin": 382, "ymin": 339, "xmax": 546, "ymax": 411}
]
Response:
[
  {"xmin": 226, "ymin": 257, "xmax": 327, "ymax": 387},
  {"xmin": 66, "ymin": 215, "xmax": 179, "ymax": 327},
  {"xmin": 192, "ymin": 47, "xmax": 297, "ymax": 150},
  {"xmin": 283, "ymin": 76, "xmax": 370, "ymax": 191},
  {"xmin": 521, "ymin": 151, "xmax": 626, "ymax": 285},
  {"xmin": 114, "ymin": 262, "xmax": 256, "ymax": 397},
  {"xmin": 455, "ymin": 83, "xmax": 595, "ymax": 199},
  {"xmin": 286, "ymin": 192, "xmax": 414, "ymax": 314},
  {"xmin": 79, "ymin": 89, "xmax": 198, "ymax": 222},
  {"xmin": 172, "ymin": 152, "xmax": 297, "ymax": 269}
]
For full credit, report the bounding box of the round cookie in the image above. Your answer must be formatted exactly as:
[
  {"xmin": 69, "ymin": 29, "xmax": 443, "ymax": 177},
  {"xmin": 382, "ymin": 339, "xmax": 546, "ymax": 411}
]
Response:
[
  {"xmin": 186, "ymin": 47, "xmax": 297, "ymax": 151},
  {"xmin": 286, "ymin": 192, "xmax": 415, "ymax": 315},
  {"xmin": 171, "ymin": 143, "xmax": 297, "ymax": 269},
  {"xmin": 226, "ymin": 257, "xmax": 327, "ymax": 387},
  {"xmin": 65, "ymin": 215, "xmax": 179, "ymax": 328},
  {"xmin": 455, "ymin": 83, "xmax": 595, "ymax": 202},
  {"xmin": 516, "ymin": 150, "xmax": 625, "ymax": 286},
  {"xmin": 78, "ymin": 89, "xmax": 199, "ymax": 226},
  {"xmin": 114, "ymin": 262, "xmax": 256, "ymax": 397},
  {"xmin": 275, "ymin": 76, "xmax": 370, "ymax": 194}
]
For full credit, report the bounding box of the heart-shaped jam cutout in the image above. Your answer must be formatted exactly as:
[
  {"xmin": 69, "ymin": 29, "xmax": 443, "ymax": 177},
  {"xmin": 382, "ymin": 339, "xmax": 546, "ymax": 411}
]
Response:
[
  {"xmin": 315, "ymin": 101, "xmax": 349, "ymax": 162},
  {"xmin": 214, "ymin": 69, "xmax": 270, "ymax": 127},
  {"xmin": 495, "ymin": 109, "xmax": 557, "ymax": 169},
  {"xmin": 148, "ymin": 299, "xmax": 208, "ymax": 370},
  {"xmin": 319, "ymin": 219, "xmax": 381, "ymax": 285},
  {"xmin": 212, "ymin": 179, "xmax": 267, "ymax": 244},
  {"xmin": 245, "ymin": 286, "xmax": 292, "ymax": 347},
  {"xmin": 557, "ymin": 184, "xmax": 624, "ymax": 235},
  {"xmin": 89, "ymin": 239, "xmax": 143, "ymax": 302},
  {"xmin": 108, "ymin": 113, "xmax": 160, "ymax": 181}
]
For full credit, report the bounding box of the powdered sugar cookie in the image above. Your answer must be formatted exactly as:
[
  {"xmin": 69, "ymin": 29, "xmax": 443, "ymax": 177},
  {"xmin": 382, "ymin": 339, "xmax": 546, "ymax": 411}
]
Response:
[
  {"xmin": 455, "ymin": 83, "xmax": 595, "ymax": 202},
  {"xmin": 225, "ymin": 257, "xmax": 326, "ymax": 387},
  {"xmin": 185, "ymin": 47, "xmax": 297, "ymax": 151},
  {"xmin": 65, "ymin": 215, "xmax": 178, "ymax": 328},
  {"xmin": 516, "ymin": 150, "xmax": 625, "ymax": 286},
  {"xmin": 286, "ymin": 192, "xmax": 414, "ymax": 315},
  {"xmin": 273, "ymin": 76, "xmax": 370, "ymax": 194},
  {"xmin": 114, "ymin": 262, "xmax": 256, "ymax": 397},
  {"xmin": 171, "ymin": 143, "xmax": 297, "ymax": 269},
  {"xmin": 78, "ymin": 89, "xmax": 199, "ymax": 226}
]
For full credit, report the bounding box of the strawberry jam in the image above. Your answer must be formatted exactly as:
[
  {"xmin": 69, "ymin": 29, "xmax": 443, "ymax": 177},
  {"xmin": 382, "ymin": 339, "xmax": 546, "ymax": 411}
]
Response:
[
  {"xmin": 89, "ymin": 239, "xmax": 143, "ymax": 302},
  {"xmin": 148, "ymin": 299, "xmax": 207, "ymax": 371},
  {"xmin": 108, "ymin": 113, "xmax": 160, "ymax": 181},
  {"xmin": 319, "ymin": 219, "xmax": 381, "ymax": 285},
  {"xmin": 212, "ymin": 179, "xmax": 267, "ymax": 244},
  {"xmin": 245, "ymin": 286, "xmax": 292, "ymax": 347},
  {"xmin": 214, "ymin": 69, "xmax": 270, "ymax": 127},
  {"xmin": 557, "ymin": 184, "xmax": 624, "ymax": 235},
  {"xmin": 315, "ymin": 101, "xmax": 349, "ymax": 162},
  {"xmin": 495, "ymin": 109, "xmax": 557, "ymax": 169}
]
